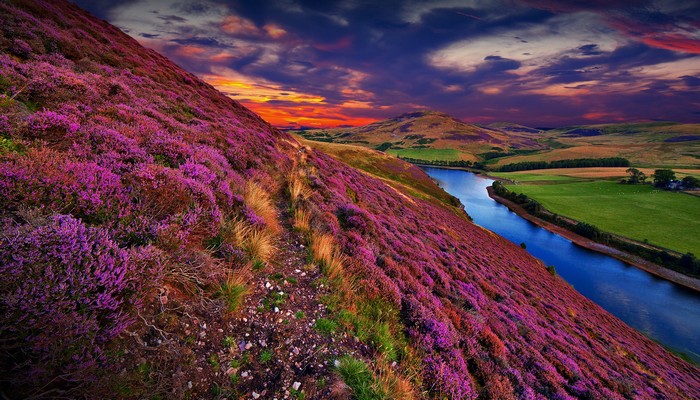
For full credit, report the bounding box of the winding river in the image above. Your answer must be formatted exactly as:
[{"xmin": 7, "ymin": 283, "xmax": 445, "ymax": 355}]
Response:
[{"xmin": 423, "ymin": 167, "xmax": 700, "ymax": 363}]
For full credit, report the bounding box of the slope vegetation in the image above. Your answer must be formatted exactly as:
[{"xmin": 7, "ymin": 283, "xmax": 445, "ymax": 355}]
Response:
[{"xmin": 0, "ymin": 1, "xmax": 699, "ymax": 399}]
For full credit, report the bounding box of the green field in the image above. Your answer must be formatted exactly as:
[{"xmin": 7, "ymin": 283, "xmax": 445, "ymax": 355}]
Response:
[
  {"xmin": 503, "ymin": 180, "xmax": 700, "ymax": 255},
  {"xmin": 491, "ymin": 172, "xmax": 581, "ymax": 183},
  {"xmin": 387, "ymin": 148, "xmax": 462, "ymax": 161}
]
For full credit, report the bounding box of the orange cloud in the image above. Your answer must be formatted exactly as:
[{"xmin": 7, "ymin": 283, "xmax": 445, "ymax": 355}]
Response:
[
  {"xmin": 221, "ymin": 14, "xmax": 260, "ymax": 36},
  {"xmin": 313, "ymin": 36, "xmax": 353, "ymax": 52},
  {"xmin": 175, "ymin": 45, "xmax": 205, "ymax": 57},
  {"xmin": 640, "ymin": 34, "xmax": 700, "ymax": 54},
  {"xmin": 202, "ymin": 69, "xmax": 379, "ymax": 128},
  {"xmin": 263, "ymin": 24, "xmax": 287, "ymax": 39}
]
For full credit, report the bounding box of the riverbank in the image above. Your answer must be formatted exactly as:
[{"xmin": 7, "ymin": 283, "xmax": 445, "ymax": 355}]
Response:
[
  {"xmin": 487, "ymin": 186, "xmax": 700, "ymax": 292},
  {"xmin": 413, "ymin": 164, "xmax": 517, "ymax": 183}
]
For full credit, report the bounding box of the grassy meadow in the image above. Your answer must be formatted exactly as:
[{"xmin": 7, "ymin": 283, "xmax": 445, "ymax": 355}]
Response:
[
  {"xmin": 501, "ymin": 176, "xmax": 700, "ymax": 255},
  {"xmin": 387, "ymin": 147, "xmax": 463, "ymax": 161}
]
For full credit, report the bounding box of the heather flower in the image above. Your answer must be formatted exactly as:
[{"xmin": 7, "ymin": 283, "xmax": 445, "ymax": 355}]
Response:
[{"xmin": 0, "ymin": 214, "xmax": 135, "ymax": 387}]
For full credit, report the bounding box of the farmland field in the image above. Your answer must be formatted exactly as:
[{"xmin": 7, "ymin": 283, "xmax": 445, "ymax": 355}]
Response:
[
  {"xmin": 387, "ymin": 147, "xmax": 463, "ymax": 161},
  {"xmin": 493, "ymin": 167, "xmax": 700, "ymax": 182},
  {"xmin": 503, "ymin": 179, "xmax": 700, "ymax": 255}
]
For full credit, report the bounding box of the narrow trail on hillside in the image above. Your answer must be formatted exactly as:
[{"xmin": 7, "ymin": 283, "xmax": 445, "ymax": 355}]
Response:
[{"xmin": 227, "ymin": 203, "xmax": 364, "ymax": 399}]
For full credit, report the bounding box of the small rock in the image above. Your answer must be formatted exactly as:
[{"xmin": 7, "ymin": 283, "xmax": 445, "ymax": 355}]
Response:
[
  {"xmin": 252, "ymin": 392, "xmax": 260, "ymax": 399},
  {"xmin": 274, "ymin": 307, "xmax": 279, "ymax": 313},
  {"xmin": 265, "ymin": 282, "xmax": 272, "ymax": 289},
  {"xmin": 292, "ymin": 382, "xmax": 301, "ymax": 391},
  {"xmin": 187, "ymin": 381, "xmax": 193, "ymax": 389},
  {"xmin": 334, "ymin": 359, "xmax": 340, "ymax": 368},
  {"xmin": 245, "ymin": 342, "xmax": 253, "ymax": 350},
  {"xmin": 259, "ymin": 340, "xmax": 267, "ymax": 347},
  {"xmin": 241, "ymin": 371, "xmax": 249, "ymax": 378}
]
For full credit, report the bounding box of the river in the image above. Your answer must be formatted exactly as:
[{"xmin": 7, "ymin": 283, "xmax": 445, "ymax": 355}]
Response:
[{"xmin": 423, "ymin": 167, "xmax": 700, "ymax": 363}]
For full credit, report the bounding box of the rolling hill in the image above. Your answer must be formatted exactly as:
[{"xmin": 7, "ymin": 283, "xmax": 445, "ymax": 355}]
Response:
[
  {"xmin": 296, "ymin": 110, "xmax": 545, "ymax": 162},
  {"xmin": 298, "ymin": 114, "xmax": 700, "ymax": 168},
  {"xmin": 1, "ymin": 1, "xmax": 699, "ymax": 399}
]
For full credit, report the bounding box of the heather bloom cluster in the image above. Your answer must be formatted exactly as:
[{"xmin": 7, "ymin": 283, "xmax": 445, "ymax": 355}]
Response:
[{"xmin": 0, "ymin": 215, "xmax": 135, "ymax": 384}]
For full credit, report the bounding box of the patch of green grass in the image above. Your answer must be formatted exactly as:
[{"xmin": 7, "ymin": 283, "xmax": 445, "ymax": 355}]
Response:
[
  {"xmin": 336, "ymin": 356, "xmax": 388, "ymax": 400},
  {"xmin": 492, "ymin": 172, "xmax": 582, "ymax": 183},
  {"xmin": 263, "ymin": 291, "xmax": 287, "ymax": 310},
  {"xmin": 259, "ymin": 349, "xmax": 273, "ymax": 364},
  {"xmin": 217, "ymin": 280, "xmax": 248, "ymax": 312},
  {"xmin": 504, "ymin": 180, "xmax": 700, "ymax": 254},
  {"xmin": 207, "ymin": 354, "xmax": 219, "ymax": 370},
  {"xmin": 0, "ymin": 137, "xmax": 22, "ymax": 154},
  {"xmin": 223, "ymin": 336, "xmax": 236, "ymax": 348},
  {"xmin": 387, "ymin": 147, "xmax": 461, "ymax": 161},
  {"xmin": 294, "ymin": 311, "xmax": 306, "ymax": 319},
  {"xmin": 313, "ymin": 318, "xmax": 337, "ymax": 336}
]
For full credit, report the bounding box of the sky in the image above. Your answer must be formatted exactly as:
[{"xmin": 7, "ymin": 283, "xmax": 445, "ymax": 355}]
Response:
[{"xmin": 73, "ymin": 0, "xmax": 700, "ymax": 128}]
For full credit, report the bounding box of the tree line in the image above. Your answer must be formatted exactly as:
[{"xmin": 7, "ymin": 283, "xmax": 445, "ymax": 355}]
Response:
[{"xmin": 496, "ymin": 157, "xmax": 630, "ymax": 172}]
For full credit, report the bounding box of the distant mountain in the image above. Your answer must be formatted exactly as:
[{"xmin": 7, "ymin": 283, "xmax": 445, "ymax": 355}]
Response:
[{"xmin": 297, "ymin": 111, "xmax": 545, "ymax": 162}]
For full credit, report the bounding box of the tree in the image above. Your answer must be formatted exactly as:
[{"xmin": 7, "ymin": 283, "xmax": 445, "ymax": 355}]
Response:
[
  {"xmin": 681, "ymin": 175, "xmax": 700, "ymax": 189},
  {"xmin": 652, "ymin": 169, "xmax": 676, "ymax": 187},
  {"xmin": 625, "ymin": 167, "xmax": 647, "ymax": 184}
]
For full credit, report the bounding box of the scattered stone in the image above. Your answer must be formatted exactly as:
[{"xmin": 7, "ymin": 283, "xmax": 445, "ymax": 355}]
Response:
[
  {"xmin": 252, "ymin": 392, "xmax": 260, "ymax": 399},
  {"xmin": 292, "ymin": 382, "xmax": 301, "ymax": 391},
  {"xmin": 245, "ymin": 342, "xmax": 253, "ymax": 350},
  {"xmin": 241, "ymin": 371, "xmax": 249, "ymax": 378},
  {"xmin": 187, "ymin": 381, "xmax": 193, "ymax": 389}
]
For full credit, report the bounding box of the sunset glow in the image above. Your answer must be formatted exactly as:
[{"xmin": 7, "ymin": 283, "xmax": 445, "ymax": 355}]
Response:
[{"xmin": 81, "ymin": 0, "xmax": 700, "ymax": 128}]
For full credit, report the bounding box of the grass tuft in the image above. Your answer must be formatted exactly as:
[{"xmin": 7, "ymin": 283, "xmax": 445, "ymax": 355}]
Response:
[
  {"xmin": 217, "ymin": 265, "xmax": 251, "ymax": 312},
  {"xmin": 245, "ymin": 181, "xmax": 280, "ymax": 234}
]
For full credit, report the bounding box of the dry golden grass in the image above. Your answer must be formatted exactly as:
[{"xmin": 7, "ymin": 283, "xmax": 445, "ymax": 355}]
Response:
[
  {"xmin": 226, "ymin": 218, "xmax": 276, "ymax": 263},
  {"xmin": 288, "ymin": 173, "xmax": 311, "ymax": 206},
  {"xmin": 311, "ymin": 233, "xmax": 335, "ymax": 267},
  {"xmin": 245, "ymin": 181, "xmax": 280, "ymax": 234},
  {"xmin": 310, "ymin": 232, "xmax": 355, "ymax": 303},
  {"xmin": 293, "ymin": 207, "xmax": 311, "ymax": 232},
  {"xmin": 375, "ymin": 357, "xmax": 417, "ymax": 400}
]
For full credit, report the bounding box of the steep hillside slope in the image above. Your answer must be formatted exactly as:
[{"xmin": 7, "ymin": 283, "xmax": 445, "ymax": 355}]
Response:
[
  {"xmin": 1, "ymin": 1, "xmax": 699, "ymax": 399},
  {"xmin": 297, "ymin": 111, "xmax": 543, "ymax": 162}
]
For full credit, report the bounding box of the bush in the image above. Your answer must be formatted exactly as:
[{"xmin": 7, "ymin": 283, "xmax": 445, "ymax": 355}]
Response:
[{"xmin": 0, "ymin": 214, "xmax": 135, "ymax": 389}]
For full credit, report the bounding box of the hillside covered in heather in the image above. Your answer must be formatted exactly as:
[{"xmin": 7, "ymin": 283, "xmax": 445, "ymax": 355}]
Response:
[{"xmin": 1, "ymin": 1, "xmax": 699, "ymax": 399}]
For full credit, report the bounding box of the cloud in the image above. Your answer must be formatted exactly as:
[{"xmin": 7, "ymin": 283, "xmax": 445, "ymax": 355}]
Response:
[
  {"xmin": 73, "ymin": 0, "xmax": 700, "ymax": 127},
  {"xmin": 429, "ymin": 12, "xmax": 624, "ymax": 74}
]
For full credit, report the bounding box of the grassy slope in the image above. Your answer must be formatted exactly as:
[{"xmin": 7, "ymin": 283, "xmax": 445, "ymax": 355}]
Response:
[
  {"xmin": 504, "ymin": 179, "xmax": 700, "ymax": 254},
  {"xmin": 387, "ymin": 147, "xmax": 462, "ymax": 161},
  {"xmin": 296, "ymin": 137, "xmax": 460, "ymax": 207}
]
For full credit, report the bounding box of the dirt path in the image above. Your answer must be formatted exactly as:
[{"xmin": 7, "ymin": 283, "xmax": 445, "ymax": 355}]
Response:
[
  {"xmin": 487, "ymin": 187, "xmax": 700, "ymax": 292},
  {"xmin": 221, "ymin": 204, "xmax": 365, "ymax": 399}
]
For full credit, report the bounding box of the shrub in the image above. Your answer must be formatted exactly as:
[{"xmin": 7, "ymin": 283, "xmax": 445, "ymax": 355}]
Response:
[{"xmin": 0, "ymin": 214, "xmax": 135, "ymax": 389}]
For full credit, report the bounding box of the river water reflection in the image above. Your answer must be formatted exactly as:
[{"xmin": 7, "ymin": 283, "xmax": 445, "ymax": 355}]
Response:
[{"xmin": 423, "ymin": 167, "xmax": 700, "ymax": 363}]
